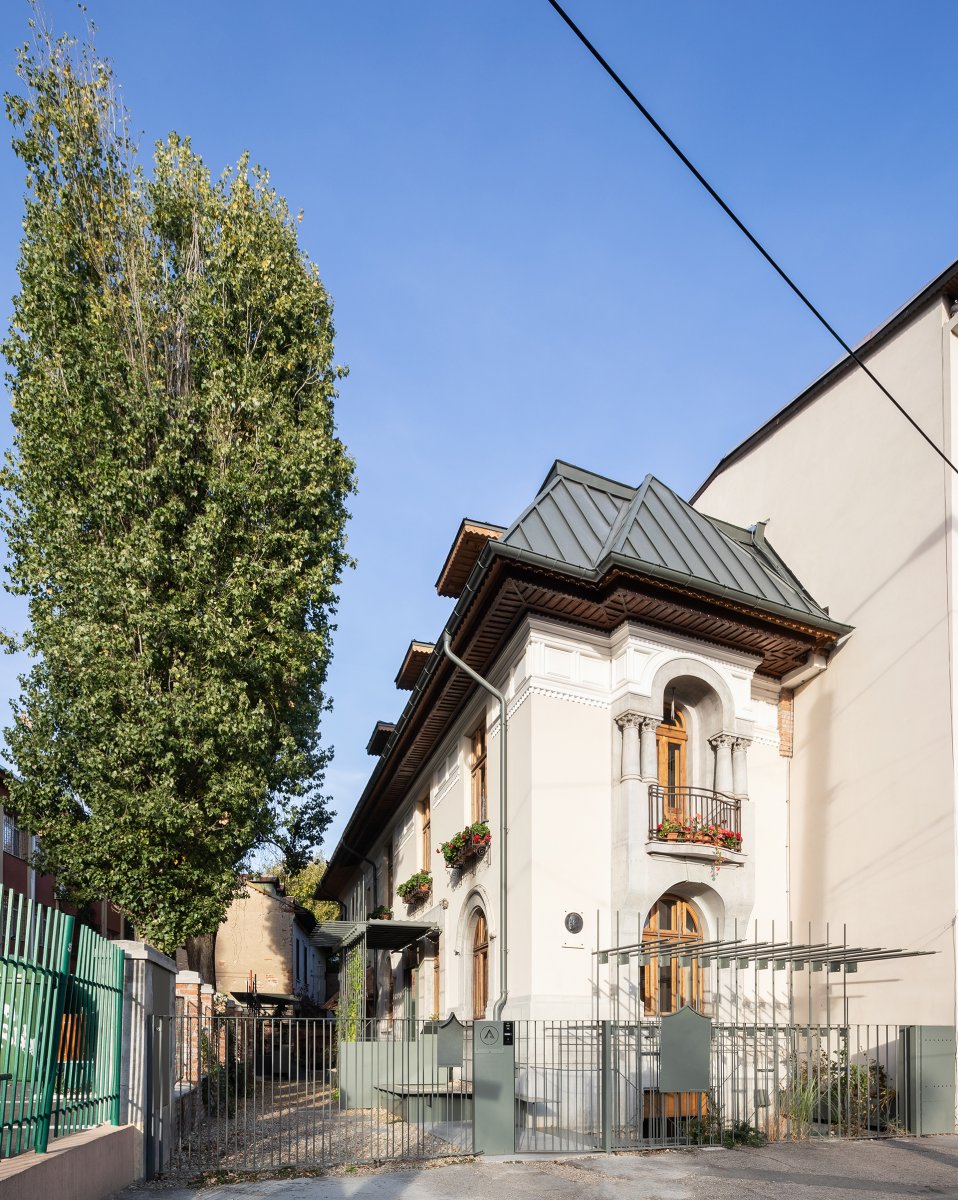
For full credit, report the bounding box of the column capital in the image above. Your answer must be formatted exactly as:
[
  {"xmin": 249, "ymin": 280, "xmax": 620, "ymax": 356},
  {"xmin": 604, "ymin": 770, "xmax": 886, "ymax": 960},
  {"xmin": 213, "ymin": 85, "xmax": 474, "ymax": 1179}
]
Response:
[
  {"xmin": 708, "ymin": 732, "xmax": 736, "ymax": 750},
  {"xmin": 616, "ymin": 710, "xmax": 659, "ymax": 732},
  {"xmin": 732, "ymin": 736, "xmax": 752, "ymax": 753}
]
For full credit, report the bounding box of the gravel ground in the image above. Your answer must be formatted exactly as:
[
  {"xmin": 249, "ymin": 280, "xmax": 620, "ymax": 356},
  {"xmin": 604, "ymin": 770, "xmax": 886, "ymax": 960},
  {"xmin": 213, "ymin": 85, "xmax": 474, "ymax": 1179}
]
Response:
[{"xmin": 165, "ymin": 1080, "xmax": 471, "ymax": 1189}]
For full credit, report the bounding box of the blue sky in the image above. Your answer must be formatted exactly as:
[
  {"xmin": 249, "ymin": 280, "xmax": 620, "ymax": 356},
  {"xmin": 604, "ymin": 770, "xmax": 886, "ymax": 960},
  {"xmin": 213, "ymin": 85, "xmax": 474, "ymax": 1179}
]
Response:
[{"xmin": 0, "ymin": 1, "xmax": 955, "ymax": 856}]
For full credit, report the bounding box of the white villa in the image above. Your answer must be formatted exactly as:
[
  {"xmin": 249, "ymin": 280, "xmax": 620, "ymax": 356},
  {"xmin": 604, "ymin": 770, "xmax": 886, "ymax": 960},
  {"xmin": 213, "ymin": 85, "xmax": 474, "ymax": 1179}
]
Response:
[{"xmin": 321, "ymin": 259, "xmax": 958, "ymax": 1032}]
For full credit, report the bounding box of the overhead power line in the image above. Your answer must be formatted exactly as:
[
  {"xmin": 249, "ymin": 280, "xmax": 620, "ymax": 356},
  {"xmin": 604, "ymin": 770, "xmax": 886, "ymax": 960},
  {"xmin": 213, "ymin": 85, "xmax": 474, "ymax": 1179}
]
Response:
[{"xmin": 545, "ymin": 0, "xmax": 958, "ymax": 478}]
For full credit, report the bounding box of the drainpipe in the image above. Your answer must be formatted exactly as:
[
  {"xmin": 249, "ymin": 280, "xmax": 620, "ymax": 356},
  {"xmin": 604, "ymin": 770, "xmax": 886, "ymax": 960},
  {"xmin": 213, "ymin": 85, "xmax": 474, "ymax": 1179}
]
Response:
[
  {"xmin": 342, "ymin": 842, "xmax": 378, "ymax": 914},
  {"xmin": 441, "ymin": 631, "xmax": 509, "ymax": 1020}
]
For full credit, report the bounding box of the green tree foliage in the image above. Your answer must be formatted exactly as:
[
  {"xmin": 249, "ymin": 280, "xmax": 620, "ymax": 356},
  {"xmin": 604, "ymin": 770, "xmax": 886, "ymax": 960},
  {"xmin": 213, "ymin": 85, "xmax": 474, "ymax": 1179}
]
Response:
[
  {"xmin": 260, "ymin": 857, "xmax": 340, "ymax": 923},
  {"xmin": 1, "ymin": 18, "xmax": 354, "ymax": 953}
]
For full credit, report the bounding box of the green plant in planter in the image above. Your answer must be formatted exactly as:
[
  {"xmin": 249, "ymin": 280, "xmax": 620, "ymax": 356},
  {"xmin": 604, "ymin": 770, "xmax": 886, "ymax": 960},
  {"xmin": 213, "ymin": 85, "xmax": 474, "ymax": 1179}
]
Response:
[
  {"xmin": 369, "ymin": 904, "xmax": 393, "ymax": 920},
  {"xmin": 397, "ymin": 870, "xmax": 433, "ymax": 901},
  {"xmin": 437, "ymin": 822, "xmax": 491, "ymax": 867},
  {"xmin": 656, "ymin": 816, "xmax": 687, "ymax": 840}
]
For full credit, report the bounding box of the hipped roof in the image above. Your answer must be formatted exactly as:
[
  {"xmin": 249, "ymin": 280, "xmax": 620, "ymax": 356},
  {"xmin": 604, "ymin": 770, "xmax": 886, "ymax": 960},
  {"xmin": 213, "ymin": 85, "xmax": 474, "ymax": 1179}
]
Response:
[
  {"xmin": 505, "ymin": 462, "xmax": 833, "ymax": 625},
  {"xmin": 324, "ymin": 462, "xmax": 848, "ymax": 895}
]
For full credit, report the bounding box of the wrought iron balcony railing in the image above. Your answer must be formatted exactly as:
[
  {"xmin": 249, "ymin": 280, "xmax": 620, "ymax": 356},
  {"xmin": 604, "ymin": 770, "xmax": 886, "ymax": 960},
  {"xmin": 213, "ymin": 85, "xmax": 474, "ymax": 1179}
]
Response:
[{"xmin": 648, "ymin": 785, "xmax": 742, "ymax": 849}]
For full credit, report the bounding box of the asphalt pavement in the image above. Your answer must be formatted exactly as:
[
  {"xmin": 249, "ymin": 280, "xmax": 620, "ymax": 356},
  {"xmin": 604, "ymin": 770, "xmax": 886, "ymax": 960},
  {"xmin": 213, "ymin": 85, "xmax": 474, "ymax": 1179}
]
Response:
[{"xmin": 115, "ymin": 1135, "xmax": 958, "ymax": 1200}]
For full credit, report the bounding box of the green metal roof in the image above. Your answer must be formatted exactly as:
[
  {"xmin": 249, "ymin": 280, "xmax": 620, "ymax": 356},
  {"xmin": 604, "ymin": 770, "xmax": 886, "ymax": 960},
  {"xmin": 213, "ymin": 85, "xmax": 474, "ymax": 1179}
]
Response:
[{"xmin": 502, "ymin": 461, "xmax": 836, "ymax": 626}]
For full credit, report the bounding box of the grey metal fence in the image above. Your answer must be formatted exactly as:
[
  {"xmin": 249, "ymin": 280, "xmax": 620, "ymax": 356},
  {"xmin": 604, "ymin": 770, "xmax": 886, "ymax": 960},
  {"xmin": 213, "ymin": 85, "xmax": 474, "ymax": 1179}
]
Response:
[
  {"xmin": 514, "ymin": 1019, "xmax": 910, "ymax": 1152},
  {"xmin": 173, "ymin": 1012, "xmax": 944, "ymax": 1175},
  {"xmin": 173, "ymin": 1015, "xmax": 472, "ymax": 1174}
]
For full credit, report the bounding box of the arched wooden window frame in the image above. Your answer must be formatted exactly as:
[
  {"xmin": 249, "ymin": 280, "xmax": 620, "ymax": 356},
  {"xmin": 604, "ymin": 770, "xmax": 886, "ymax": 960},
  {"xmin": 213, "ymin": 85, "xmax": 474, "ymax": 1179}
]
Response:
[
  {"xmin": 472, "ymin": 909, "xmax": 489, "ymax": 1019},
  {"xmin": 640, "ymin": 894, "xmax": 703, "ymax": 1016}
]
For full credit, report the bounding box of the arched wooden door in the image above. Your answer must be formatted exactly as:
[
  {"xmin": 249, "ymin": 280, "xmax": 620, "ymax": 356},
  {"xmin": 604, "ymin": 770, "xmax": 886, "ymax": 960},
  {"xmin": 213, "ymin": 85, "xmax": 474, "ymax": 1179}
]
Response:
[
  {"xmin": 640, "ymin": 894, "xmax": 702, "ymax": 1016},
  {"xmin": 657, "ymin": 707, "xmax": 687, "ymax": 823},
  {"xmin": 472, "ymin": 910, "xmax": 489, "ymax": 1018},
  {"xmin": 641, "ymin": 893, "xmax": 706, "ymax": 1123}
]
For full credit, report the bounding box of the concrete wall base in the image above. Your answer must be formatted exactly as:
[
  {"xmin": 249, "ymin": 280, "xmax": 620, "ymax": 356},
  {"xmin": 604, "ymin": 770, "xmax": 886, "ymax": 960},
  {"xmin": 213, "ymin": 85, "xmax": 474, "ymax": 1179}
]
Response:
[{"xmin": 0, "ymin": 1124, "xmax": 135, "ymax": 1200}]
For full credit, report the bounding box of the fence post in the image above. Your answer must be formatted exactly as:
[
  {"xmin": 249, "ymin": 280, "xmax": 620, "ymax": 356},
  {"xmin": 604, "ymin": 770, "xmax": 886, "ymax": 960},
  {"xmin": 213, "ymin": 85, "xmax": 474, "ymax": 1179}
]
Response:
[
  {"xmin": 115, "ymin": 941, "xmax": 176, "ymax": 1182},
  {"xmin": 600, "ymin": 1021, "xmax": 612, "ymax": 1152}
]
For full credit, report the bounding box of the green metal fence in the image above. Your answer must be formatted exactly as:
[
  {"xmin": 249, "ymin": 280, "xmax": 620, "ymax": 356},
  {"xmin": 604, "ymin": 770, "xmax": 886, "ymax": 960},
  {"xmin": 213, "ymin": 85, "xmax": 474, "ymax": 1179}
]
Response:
[{"xmin": 0, "ymin": 886, "xmax": 125, "ymax": 1159}]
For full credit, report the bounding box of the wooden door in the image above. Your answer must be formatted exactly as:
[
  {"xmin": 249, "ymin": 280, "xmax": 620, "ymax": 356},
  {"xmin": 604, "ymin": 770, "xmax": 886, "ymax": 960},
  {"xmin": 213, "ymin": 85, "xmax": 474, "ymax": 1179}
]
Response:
[
  {"xmin": 657, "ymin": 709, "xmax": 687, "ymax": 822},
  {"xmin": 472, "ymin": 911, "xmax": 489, "ymax": 1018},
  {"xmin": 641, "ymin": 894, "xmax": 702, "ymax": 1015}
]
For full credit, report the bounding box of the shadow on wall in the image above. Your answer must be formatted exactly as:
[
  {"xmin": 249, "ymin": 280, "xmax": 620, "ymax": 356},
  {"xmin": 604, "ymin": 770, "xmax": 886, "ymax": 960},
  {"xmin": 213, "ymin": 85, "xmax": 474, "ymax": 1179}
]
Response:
[{"xmin": 794, "ymin": 683, "xmax": 833, "ymax": 936}]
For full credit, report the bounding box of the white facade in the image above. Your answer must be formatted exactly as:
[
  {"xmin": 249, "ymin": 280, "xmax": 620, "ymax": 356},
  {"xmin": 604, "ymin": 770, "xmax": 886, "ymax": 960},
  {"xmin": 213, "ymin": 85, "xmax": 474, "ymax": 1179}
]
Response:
[
  {"xmin": 331, "ymin": 265, "xmax": 958, "ymax": 1033},
  {"xmin": 343, "ymin": 611, "xmax": 794, "ymax": 1023}
]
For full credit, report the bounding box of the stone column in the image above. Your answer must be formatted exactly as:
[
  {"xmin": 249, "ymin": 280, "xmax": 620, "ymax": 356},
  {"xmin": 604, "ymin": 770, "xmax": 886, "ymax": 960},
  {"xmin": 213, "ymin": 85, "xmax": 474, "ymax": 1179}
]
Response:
[
  {"xmin": 732, "ymin": 737, "xmax": 751, "ymax": 797},
  {"xmin": 710, "ymin": 733, "xmax": 735, "ymax": 795},
  {"xmin": 639, "ymin": 716, "xmax": 661, "ymax": 781},
  {"xmin": 116, "ymin": 941, "xmax": 176, "ymax": 1182},
  {"xmin": 616, "ymin": 713, "xmax": 642, "ymax": 781}
]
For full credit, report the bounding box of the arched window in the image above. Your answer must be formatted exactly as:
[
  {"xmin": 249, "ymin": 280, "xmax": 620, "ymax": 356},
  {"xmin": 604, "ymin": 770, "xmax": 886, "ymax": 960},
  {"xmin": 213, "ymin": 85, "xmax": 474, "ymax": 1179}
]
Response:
[
  {"xmin": 472, "ymin": 909, "xmax": 489, "ymax": 1018},
  {"xmin": 640, "ymin": 894, "xmax": 702, "ymax": 1015}
]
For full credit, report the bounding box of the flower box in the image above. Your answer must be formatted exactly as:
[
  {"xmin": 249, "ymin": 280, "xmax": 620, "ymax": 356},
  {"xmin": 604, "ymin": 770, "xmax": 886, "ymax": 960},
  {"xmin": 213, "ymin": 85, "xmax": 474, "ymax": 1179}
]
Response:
[
  {"xmin": 397, "ymin": 871, "xmax": 433, "ymax": 906},
  {"xmin": 369, "ymin": 905, "xmax": 393, "ymax": 920},
  {"xmin": 438, "ymin": 822, "xmax": 491, "ymax": 869}
]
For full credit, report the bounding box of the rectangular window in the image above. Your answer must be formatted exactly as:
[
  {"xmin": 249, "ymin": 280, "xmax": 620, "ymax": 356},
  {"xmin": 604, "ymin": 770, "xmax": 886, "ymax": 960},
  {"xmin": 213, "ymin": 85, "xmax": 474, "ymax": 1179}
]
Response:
[
  {"xmin": 421, "ymin": 797, "xmax": 431, "ymax": 869},
  {"xmin": 3, "ymin": 812, "xmax": 26, "ymax": 859},
  {"xmin": 470, "ymin": 724, "xmax": 487, "ymax": 823}
]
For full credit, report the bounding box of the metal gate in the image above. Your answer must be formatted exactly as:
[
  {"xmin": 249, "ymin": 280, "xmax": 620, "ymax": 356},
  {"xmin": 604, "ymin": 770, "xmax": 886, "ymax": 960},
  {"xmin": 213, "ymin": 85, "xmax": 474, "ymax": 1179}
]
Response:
[{"xmin": 172, "ymin": 1016, "xmax": 473, "ymax": 1174}]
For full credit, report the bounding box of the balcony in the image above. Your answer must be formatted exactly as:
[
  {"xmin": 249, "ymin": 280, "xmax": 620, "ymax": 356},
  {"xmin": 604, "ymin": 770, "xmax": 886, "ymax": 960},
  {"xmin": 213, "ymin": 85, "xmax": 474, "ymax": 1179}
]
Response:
[{"xmin": 647, "ymin": 785, "xmax": 743, "ymax": 861}]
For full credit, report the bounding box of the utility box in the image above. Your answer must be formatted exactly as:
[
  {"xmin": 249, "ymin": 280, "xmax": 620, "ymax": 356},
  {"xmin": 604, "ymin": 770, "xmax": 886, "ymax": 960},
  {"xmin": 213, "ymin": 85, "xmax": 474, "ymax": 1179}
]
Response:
[
  {"xmin": 473, "ymin": 1021, "xmax": 516, "ymax": 1154},
  {"xmin": 900, "ymin": 1026, "xmax": 956, "ymax": 1135}
]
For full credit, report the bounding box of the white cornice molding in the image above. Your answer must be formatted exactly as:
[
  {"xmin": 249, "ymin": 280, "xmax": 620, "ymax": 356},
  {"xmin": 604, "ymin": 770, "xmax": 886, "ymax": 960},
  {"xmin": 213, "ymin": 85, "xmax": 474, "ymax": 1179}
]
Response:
[
  {"xmin": 610, "ymin": 619, "xmax": 762, "ymax": 672},
  {"xmin": 489, "ymin": 677, "xmax": 611, "ymax": 737}
]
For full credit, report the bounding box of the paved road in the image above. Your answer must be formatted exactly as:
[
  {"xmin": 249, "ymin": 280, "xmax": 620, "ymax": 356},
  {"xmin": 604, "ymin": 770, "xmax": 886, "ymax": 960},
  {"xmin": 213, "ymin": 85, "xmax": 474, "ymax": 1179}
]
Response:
[{"xmin": 116, "ymin": 1136, "xmax": 958, "ymax": 1200}]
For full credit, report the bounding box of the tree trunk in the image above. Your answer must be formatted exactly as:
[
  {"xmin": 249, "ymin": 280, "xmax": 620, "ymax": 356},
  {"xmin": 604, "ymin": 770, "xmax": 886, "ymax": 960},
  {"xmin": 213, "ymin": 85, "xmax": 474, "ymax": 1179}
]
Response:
[{"xmin": 185, "ymin": 931, "xmax": 217, "ymax": 989}]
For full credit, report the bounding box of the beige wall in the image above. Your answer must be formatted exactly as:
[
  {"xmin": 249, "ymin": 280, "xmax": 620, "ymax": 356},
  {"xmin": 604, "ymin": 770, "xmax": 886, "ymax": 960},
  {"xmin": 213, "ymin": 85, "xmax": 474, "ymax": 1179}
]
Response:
[
  {"xmin": 696, "ymin": 297, "xmax": 957, "ymax": 1023},
  {"xmin": 217, "ymin": 883, "xmax": 294, "ymax": 998}
]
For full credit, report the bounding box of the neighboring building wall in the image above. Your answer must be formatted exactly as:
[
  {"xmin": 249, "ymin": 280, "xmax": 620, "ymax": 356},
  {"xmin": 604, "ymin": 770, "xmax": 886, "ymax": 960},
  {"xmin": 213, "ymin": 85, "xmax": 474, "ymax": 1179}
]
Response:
[
  {"xmin": 696, "ymin": 296, "xmax": 957, "ymax": 1024},
  {"xmin": 216, "ymin": 881, "xmax": 295, "ymax": 998}
]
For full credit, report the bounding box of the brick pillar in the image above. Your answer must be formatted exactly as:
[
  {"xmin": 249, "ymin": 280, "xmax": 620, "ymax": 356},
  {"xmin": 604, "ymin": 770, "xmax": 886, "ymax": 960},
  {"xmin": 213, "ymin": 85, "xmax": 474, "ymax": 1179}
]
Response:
[{"xmin": 174, "ymin": 971, "xmax": 203, "ymax": 1085}]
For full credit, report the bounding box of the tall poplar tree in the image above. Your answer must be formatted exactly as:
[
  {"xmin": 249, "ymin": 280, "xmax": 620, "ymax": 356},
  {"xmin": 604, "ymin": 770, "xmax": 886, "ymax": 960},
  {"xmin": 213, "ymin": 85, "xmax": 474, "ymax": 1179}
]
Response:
[{"xmin": 1, "ymin": 18, "xmax": 354, "ymax": 954}]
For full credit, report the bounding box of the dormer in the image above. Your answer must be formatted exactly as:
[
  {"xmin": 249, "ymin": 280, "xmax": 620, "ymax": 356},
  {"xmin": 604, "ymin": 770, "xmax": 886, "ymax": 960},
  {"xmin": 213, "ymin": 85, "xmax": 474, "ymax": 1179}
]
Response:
[
  {"xmin": 365, "ymin": 721, "xmax": 396, "ymax": 757},
  {"xmin": 435, "ymin": 518, "xmax": 504, "ymax": 598},
  {"xmin": 395, "ymin": 641, "xmax": 435, "ymax": 690}
]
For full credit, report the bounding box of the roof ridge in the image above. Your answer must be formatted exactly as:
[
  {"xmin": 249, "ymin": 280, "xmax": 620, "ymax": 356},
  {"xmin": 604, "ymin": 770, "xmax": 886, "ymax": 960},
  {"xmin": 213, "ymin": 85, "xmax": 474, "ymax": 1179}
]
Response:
[
  {"xmin": 603, "ymin": 473, "xmax": 655, "ymax": 558},
  {"xmin": 538, "ymin": 459, "xmax": 637, "ymax": 501}
]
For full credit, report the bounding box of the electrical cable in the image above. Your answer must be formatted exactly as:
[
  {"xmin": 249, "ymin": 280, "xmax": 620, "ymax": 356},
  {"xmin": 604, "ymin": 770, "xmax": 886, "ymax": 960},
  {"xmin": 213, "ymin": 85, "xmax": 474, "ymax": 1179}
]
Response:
[{"xmin": 545, "ymin": 0, "xmax": 958, "ymax": 477}]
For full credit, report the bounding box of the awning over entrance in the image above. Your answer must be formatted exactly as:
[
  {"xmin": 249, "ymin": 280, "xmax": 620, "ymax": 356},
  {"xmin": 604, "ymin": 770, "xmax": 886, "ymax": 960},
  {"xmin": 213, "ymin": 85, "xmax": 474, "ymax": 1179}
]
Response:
[
  {"xmin": 309, "ymin": 918, "xmax": 438, "ymax": 952},
  {"xmin": 597, "ymin": 933, "xmax": 936, "ymax": 972}
]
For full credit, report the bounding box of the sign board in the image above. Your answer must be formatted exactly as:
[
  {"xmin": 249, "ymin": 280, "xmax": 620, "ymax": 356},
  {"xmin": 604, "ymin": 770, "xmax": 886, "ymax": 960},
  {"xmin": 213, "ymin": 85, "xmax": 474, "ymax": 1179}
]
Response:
[
  {"xmin": 659, "ymin": 1005, "xmax": 711, "ymax": 1092},
  {"xmin": 436, "ymin": 1014, "xmax": 465, "ymax": 1067},
  {"xmin": 475, "ymin": 1020, "xmax": 506, "ymax": 1055}
]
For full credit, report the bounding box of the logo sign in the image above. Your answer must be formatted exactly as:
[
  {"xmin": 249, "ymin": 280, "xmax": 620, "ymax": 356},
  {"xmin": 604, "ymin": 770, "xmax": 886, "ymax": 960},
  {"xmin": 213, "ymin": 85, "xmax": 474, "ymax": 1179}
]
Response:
[{"xmin": 475, "ymin": 1020, "xmax": 511, "ymax": 1055}]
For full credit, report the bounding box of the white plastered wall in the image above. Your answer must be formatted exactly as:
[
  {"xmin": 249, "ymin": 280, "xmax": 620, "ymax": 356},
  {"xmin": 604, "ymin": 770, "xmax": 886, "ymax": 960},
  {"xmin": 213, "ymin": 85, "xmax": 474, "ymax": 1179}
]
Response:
[{"xmin": 696, "ymin": 297, "xmax": 956, "ymax": 1025}]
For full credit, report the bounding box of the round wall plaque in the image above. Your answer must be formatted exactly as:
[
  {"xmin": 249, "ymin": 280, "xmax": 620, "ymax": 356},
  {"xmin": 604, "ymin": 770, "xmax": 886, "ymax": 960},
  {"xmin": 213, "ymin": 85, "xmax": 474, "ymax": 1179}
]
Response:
[{"xmin": 564, "ymin": 911, "xmax": 584, "ymax": 935}]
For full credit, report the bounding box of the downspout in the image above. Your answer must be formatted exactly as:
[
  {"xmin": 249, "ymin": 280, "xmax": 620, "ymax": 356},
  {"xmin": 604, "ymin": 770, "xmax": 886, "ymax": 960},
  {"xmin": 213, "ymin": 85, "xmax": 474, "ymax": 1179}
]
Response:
[
  {"xmin": 441, "ymin": 631, "xmax": 509, "ymax": 1019},
  {"xmin": 342, "ymin": 842, "xmax": 378, "ymax": 913}
]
